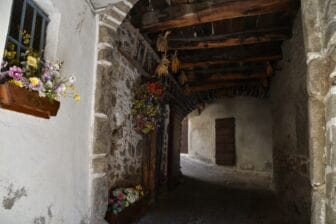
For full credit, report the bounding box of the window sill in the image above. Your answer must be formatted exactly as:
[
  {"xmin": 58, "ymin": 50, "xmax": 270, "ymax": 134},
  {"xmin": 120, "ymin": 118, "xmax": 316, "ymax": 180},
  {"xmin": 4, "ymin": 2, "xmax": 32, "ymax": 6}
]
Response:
[{"xmin": 0, "ymin": 83, "xmax": 60, "ymax": 119}]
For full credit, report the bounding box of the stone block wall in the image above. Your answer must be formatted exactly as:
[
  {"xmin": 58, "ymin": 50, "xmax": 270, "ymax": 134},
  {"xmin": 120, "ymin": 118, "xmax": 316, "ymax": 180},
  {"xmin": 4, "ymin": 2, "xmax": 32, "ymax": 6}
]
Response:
[
  {"xmin": 320, "ymin": 0, "xmax": 336, "ymax": 223},
  {"xmin": 90, "ymin": 15, "xmax": 144, "ymax": 223},
  {"xmin": 270, "ymin": 12, "xmax": 311, "ymax": 223},
  {"xmin": 301, "ymin": 0, "xmax": 336, "ymax": 223}
]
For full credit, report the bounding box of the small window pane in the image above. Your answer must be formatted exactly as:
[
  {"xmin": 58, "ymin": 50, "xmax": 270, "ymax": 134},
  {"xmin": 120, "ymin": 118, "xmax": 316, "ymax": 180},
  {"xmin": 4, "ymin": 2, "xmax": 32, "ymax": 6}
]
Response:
[
  {"xmin": 9, "ymin": 0, "xmax": 24, "ymax": 40},
  {"xmin": 33, "ymin": 15, "xmax": 43, "ymax": 51},
  {"xmin": 23, "ymin": 3, "xmax": 34, "ymax": 45}
]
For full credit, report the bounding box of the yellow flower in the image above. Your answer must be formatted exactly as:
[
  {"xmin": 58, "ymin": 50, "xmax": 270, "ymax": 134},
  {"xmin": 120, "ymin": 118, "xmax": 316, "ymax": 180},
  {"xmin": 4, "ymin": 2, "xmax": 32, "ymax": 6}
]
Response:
[
  {"xmin": 10, "ymin": 80, "xmax": 23, "ymax": 88},
  {"xmin": 29, "ymin": 77, "xmax": 40, "ymax": 86},
  {"xmin": 74, "ymin": 94, "xmax": 80, "ymax": 102},
  {"xmin": 62, "ymin": 92, "xmax": 67, "ymax": 97},
  {"xmin": 27, "ymin": 55, "xmax": 38, "ymax": 68},
  {"xmin": 4, "ymin": 50, "xmax": 16, "ymax": 59},
  {"xmin": 23, "ymin": 38, "xmax": 30, "ymax": 45},
  {"xmin": 67, "ymin": 84, "xmax": 75, "ymax": 90}
]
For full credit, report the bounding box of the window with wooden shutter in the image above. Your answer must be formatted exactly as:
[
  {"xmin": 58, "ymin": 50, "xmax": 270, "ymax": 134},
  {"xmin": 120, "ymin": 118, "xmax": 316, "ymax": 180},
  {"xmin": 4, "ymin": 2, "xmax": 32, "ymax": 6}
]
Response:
[{"xmin": 215, "ymin": 118, "xmax": 236, "ymax": 166}]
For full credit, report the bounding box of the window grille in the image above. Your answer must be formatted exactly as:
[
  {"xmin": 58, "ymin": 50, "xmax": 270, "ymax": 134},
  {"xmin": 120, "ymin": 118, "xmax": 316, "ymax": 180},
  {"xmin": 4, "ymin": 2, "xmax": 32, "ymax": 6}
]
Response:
[{"xmin": 6, "ymin": 0, "xmax": 49, "ymax": 61}]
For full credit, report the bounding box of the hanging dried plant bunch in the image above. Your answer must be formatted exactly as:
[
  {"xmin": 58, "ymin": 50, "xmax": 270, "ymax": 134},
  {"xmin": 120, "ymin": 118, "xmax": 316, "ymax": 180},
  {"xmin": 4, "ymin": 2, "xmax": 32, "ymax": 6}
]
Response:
[
  {"xmin": 178, "ymin": 71, "xmax": 188, "ymax": 85},
  {"xmin": 171, "ymin": 50, "xmax": 181, "ymax": 73},
  {"xmin": 184, "ymin": 84, "xmax": 192, "ymax": 95},
  {"xmin": 156, "ymin": 31, "xmax": 171, "ymax": 53},
  {"xmin": 266, "ymin": 62, "xmax": 273, "ymax": 76},
  {"xmin": 155, "ymin": 55, "xmax": 170, "ymax": 77}
]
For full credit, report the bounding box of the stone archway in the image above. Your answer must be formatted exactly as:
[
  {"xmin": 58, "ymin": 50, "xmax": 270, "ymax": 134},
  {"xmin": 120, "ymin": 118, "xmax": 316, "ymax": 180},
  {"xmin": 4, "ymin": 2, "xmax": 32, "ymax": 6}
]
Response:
[
  {"xmin": 301, "ymin": 0, "xmax": 336, "ymax": 223},
  {"xmin": 89, "ymin": 0, "xmax": 336, "ymax": 223},
  {"xmin": 89, "ymin": 1, "xmax": 141, "ymax": 223}
]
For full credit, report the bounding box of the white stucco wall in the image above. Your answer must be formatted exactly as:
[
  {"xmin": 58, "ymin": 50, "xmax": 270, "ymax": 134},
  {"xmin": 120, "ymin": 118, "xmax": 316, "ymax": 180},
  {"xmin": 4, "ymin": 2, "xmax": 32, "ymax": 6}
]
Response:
[
  {"xmin": 0, "ymin": 0, "xmax": 12, "ymax": 58},
  {"xmin": 0, "ymin": 1, "xmax": 97, "ymax": 223},
  {"xmin": 188, "ymin": 97, "xmax": 273, "ymax": 174}
]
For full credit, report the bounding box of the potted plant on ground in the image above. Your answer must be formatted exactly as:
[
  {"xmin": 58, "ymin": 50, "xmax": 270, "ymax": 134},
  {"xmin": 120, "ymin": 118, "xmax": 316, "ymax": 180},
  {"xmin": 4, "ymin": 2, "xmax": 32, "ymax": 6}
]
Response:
[{"xmin": 105, "ymin": 185, "xmax": 149, "ymax": 224}]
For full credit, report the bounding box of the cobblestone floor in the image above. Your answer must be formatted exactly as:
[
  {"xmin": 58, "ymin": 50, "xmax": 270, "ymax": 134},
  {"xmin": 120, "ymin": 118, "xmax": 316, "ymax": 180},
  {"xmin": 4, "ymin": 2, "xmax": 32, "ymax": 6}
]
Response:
[{"xmin": 137, "ymin": 155, "xmax": 283, "ymax": 224}]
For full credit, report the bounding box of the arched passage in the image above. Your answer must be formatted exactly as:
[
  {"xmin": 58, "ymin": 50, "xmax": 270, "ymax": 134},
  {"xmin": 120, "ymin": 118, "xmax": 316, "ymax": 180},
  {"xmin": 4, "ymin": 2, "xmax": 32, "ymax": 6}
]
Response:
[{"xmin": 90, "ymin": 0, "xmax": 336, "ymax": 223}]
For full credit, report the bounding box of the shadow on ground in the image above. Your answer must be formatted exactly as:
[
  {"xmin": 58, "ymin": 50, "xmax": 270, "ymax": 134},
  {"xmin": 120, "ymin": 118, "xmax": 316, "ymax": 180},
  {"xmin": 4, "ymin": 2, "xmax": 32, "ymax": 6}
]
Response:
[{"xmin": 137, "ymin": 175, "xmax": 284, "ymax": 224}]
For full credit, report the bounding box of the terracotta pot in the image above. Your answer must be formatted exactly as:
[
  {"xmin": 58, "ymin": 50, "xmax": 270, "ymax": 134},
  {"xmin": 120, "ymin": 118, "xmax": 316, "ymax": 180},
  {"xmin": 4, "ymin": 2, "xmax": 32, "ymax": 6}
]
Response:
[{"xmin": 0, "ymin": 83, "xmax": 60, "ymax": 119}]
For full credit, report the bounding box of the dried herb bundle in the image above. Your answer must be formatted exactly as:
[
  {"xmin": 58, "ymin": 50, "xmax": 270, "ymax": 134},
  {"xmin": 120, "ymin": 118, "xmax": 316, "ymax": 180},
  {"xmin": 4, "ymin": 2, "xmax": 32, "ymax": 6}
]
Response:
[
  {"xmin": 155, "ymin": 55, "xmax": 170, "ymax": 77},
  {"xmin": 171, "ymin": 50, "xmax": 180, "ymax": 73},
  {"xmin": 156, "ymin": 31, "xmax": 171, "ymax": 53}
]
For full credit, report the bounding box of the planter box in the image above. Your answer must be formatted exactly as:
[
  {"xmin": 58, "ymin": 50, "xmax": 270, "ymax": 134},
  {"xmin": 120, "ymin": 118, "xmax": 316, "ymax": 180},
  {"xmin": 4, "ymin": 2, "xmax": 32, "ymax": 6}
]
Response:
[
  {"xmin": 105, "ymin": 199, "xmax": 149, "ymax": 224},
  {"xmin": 0, "ymin": 83, "xmax": 60, "ymax": 119}
]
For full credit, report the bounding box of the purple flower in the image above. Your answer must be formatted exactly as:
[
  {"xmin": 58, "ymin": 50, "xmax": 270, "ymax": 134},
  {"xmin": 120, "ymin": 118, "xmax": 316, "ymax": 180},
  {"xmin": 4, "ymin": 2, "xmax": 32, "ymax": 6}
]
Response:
[
  {"xmin": 55, "ymin": 84, "xmax": 66, "ymax": 95},
  {"xmin": 42, "ymin": 73, "xmax": 52, "ymax": 81},
  {"xmin": 20, "ymin": 77, "xmax": 29, "ymax": 87},
  {"xmin": 28, "ymin": 77, "xmax": 43, "ymax": 91},
  {"xmin": 29, "ymin": 83, "xmax": 43, "ymax": 91},
  {"xmin": 8, "ymin": 66, "xmax": 23, "ymax": 80}
]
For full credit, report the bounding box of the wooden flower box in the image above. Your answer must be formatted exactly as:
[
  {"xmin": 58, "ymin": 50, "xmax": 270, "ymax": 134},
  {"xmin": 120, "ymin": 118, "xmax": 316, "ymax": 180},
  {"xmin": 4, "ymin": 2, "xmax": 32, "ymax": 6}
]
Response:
[
  {"xmin": 105, "ymin": 199, "xmax": 149, "ymax": 224},
  {"xmin": 0, "ymin": 83, "xmax": 60, "ymax": 119}
]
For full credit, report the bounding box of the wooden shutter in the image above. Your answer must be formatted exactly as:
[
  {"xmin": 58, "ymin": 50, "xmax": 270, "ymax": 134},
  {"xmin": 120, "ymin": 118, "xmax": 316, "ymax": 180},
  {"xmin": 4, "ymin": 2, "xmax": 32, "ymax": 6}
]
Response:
[{"xmin": 215, "ymin": 118, "xmax": 236, "ymax": 166}]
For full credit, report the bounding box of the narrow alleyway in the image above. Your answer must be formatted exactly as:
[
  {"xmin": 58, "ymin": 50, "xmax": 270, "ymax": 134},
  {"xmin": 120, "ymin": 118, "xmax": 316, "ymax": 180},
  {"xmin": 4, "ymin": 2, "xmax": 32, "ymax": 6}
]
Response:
[{"xmin": 137, "ymin": 155, "xmax": 282, "ymax": 224}]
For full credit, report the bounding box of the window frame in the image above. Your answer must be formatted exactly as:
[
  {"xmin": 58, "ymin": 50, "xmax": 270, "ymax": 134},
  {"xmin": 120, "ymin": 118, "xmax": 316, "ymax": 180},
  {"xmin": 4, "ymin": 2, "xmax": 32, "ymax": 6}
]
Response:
[{"xmin": 6, "ymin": 0, "xmax": 50, "ymax": 61}]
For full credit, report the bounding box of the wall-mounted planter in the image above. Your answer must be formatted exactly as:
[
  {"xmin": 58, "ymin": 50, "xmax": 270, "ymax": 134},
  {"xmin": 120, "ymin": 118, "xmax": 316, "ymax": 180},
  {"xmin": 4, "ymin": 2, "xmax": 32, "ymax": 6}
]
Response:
[{"xmin": 0, "ymin": 83, "xmax": 60, "ymax": 119}]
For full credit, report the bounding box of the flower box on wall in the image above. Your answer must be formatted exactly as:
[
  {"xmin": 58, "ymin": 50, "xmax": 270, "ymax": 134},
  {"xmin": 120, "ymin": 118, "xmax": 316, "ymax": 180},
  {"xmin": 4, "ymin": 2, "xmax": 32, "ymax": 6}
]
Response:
[
  {"xmin": 0, "ymin": 83, "xmax": 60, "ymax": 119},
  {"xmin": 105, "ymin": 199, "xmax": 148, "ymax": 224}
]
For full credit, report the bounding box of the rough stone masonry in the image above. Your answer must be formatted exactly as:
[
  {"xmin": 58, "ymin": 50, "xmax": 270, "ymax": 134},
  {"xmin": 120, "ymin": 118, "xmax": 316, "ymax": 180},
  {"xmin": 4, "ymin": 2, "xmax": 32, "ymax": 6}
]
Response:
[{"xmin": 87, "ymin": 0, "xmax": 336, "ymax": 223}]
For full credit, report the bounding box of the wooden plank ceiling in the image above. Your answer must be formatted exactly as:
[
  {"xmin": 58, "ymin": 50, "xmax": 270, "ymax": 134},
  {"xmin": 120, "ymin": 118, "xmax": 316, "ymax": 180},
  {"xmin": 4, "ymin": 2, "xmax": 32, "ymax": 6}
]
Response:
[{"xmin": 129, "ymin": 0, "xmax": 300, "ymax": 99}]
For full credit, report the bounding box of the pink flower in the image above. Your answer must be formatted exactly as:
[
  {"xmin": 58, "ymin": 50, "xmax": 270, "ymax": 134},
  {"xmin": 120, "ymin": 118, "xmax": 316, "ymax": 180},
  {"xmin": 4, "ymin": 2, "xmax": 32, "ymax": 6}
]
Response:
[
  {"xmin": 117, "ymin": 193, "xmax": 124, "ymax": 200},
  {"xmin": 8, "ymin": 66, "xmax": 23, "ymax": 80}
]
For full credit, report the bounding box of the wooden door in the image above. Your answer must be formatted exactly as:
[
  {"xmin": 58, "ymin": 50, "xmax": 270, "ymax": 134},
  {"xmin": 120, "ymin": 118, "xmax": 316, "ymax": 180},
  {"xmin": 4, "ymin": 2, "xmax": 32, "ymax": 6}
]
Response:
[
  {"xmin": 142, "ymin": 131, "xmax": 157, "ymax": 199},
  {"xmin": 180, "ymin": 117, "xmax": 188, "ymax": 154},
  {"xmin": 215, "ymin": 118, "xmax": 236, "ymax": 166}
]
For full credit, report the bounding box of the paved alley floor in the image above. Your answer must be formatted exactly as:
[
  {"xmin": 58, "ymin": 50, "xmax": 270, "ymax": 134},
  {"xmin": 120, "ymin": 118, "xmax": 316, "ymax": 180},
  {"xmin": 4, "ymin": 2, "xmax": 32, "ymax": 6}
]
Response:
[{"xmin": 136, "ymin": 155, "xmax": 283, "ymax": 224}]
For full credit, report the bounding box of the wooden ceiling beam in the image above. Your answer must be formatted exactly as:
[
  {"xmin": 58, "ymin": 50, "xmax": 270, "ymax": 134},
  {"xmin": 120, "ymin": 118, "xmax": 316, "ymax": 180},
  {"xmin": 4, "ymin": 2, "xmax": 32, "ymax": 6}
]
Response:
[
  {"xmin": 178, "ymin": 42, "xmax": 282, "ymax": 62},
  {"xmin": 141, "ymin": 0, "xmax": 298, "ymax": 32},
  {"xmin": 169, "ymin": 30, "xmax": 290, "ymax": 50},
  {"xmin": 180, "ymin": 55, "xmax": 282, "ymax": 69},
  {"xmin": 184, "ymin": 63, "xmax": 267, "ymax": 76},
  {"xmin": 185, "ymin": 72, "xmax": 270, "ymax": 83},
  {"xmin": 168, "ymin": 27, "xmax": 291, "ymax": 42},
  {"xmin": 186, "ymin": 80, "xmax": 261, "ymax": 92}
]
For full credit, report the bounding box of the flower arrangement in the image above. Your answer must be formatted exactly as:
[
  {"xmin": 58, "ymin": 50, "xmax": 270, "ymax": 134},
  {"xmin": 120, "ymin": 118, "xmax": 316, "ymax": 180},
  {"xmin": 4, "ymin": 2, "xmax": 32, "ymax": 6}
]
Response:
[
  {"xmin": 0, "ymin": 32, "xmax": 80, "ymax": 102},
  {"xmin": 131, "ymin": 81, "xmax": 164, "ymax": 134},
  {"xmin": 108, "ymin": 185, "xmax": 145, "ymax": 214}
]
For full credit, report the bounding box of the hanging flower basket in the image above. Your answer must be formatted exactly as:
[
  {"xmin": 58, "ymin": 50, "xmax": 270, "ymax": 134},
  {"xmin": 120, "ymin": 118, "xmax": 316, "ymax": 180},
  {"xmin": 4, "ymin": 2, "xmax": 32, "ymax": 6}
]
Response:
[
  {"xmin": 131, "ymin": 81, "xmax": 164, "ymax": 134},
  {"xmin": 0, "ymin": 83, "xmax": 60, "ymax": 119}
]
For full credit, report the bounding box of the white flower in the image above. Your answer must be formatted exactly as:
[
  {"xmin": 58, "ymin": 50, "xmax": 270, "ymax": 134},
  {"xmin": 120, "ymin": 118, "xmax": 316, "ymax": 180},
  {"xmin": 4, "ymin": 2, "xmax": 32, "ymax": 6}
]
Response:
[
  {"xmin": 56, "ymin": 84, "xmax": 66, "ymax": 95},
  {"xmin": 68, "ymin": 76, "xmax": 76, "ymax": 84},
  {"xmin": 46, "ymin": 81, "xmax": 53, "ymax": 88}
]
